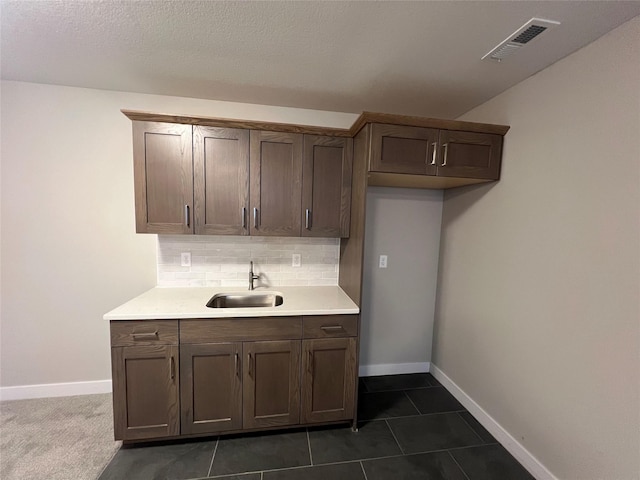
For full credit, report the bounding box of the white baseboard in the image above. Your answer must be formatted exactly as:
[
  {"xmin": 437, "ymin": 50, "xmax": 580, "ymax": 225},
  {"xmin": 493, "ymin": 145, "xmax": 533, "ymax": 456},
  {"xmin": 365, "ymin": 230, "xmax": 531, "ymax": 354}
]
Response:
[
  {"xmin": 0, "ymin": 380, "xmax": 112, "ymax": 401},
  {"xmin": 359, "ymin": 362, "xmax": 430, "ymax": 377},
  {"xmin": 430, "ymin": 364, "xmax": 557, "ymax": 480}
]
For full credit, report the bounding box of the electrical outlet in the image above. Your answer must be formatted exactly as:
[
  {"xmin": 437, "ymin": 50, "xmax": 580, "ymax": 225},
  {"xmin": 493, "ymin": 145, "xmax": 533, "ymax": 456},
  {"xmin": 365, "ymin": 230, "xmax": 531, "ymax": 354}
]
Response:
[
  {"xmin": 379, "ymin": 255, "xmax": 388, "ymax": 268},
  {"xmin": 181, "ymin": 252, "xmax": 191, "ymax": 267},
  {"xmin": 292, "ymin": 253, "xmax": 301, "ymax": 267}
]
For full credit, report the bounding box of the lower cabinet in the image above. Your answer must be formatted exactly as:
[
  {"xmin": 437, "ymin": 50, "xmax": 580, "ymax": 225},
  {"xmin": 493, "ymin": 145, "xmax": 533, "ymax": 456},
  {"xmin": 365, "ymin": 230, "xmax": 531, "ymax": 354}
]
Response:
[
  {"xmin": 111, "ymin": 345, "xmax": 180, "ymax": 440},
  {"xmin": 110, "ymin": 315, "xmax": 358, "ymax": 442},
  {"xmin": 301, "ymin": 337, "xmax": 357, "ymax": 424},
  {"xmin": 180, "ymin": 342, "xmax": 242, "ymax": 435}
]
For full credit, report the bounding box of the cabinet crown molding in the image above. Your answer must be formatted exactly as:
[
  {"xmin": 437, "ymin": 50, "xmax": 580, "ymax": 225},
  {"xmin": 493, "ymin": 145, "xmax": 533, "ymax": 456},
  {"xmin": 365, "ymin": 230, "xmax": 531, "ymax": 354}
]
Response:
[{"xmin": 121, "ymin": 109, "xmax": 510, "ymax": 137}]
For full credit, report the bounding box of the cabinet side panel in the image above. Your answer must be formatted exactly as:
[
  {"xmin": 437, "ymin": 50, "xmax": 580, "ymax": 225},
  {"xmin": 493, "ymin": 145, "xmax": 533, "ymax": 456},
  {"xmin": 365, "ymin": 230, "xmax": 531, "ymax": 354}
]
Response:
[{"xmin": 339, "ymin": 126, "xmax": 369, "ymax": 305}]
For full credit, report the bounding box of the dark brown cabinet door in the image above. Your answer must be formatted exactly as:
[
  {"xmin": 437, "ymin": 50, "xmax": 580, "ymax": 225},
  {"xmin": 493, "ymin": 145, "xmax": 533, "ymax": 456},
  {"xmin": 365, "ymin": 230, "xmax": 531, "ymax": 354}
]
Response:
[
  {"xmin": 249, "ymin": 131, "xmax": 303, "ymax": 236},
  {"xmin": 301, "ymin": 338, "xmax": 357, "ymax": 424},
  {"xmin": 133, "ymin": 122, "xmax": 193, "ymax": 234},
  {"xmin": 180, "ymin": 343, "xmax": 242, "ymax": 435},
  {"xmin": 436, "ymin": 130, "xmax": 502, "ymax": 180},
  {"xmin": 111, "ymin": 345, "xmax": 180, "ymax": 441},
  {"xmin": 370, "ymin": 123, "xmax": 439, "ymax": 175},
  {"xmin": 243, "ymin": 340, "xmax": 301, "ymax": 429},
  {"xmin": 302, "ymin": 136, "xmax": 353, "ymax": 238},
  {"xmin": 193, "ymin": 126, "xmax": 250, "ymax": 235}
]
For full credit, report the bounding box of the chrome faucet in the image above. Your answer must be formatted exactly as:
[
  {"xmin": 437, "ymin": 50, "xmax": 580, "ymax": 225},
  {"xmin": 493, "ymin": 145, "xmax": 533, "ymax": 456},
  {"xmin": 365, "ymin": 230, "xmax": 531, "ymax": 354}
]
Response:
[{"xmin": 248, "ymin": 261, "xmax": 259, "ymax": 290}]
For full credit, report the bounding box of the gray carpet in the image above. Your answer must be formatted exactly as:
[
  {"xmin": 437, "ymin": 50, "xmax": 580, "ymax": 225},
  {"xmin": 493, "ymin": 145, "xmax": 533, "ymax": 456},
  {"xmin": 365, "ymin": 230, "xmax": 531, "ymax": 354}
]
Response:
[{"xmin": 0, "ymin": 393, "xmax": 121, "ymax": 480}]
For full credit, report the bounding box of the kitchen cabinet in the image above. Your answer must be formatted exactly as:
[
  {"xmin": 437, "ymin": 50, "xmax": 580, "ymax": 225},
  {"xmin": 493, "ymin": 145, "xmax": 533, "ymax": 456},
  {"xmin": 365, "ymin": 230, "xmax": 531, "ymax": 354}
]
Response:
[
  {"xmin": 193, "ymin": 126, "xmax": 250, "ymax": 235},
  {"xmin": 243, "ymin": 340, "xmax": 301, "ymax": 428},
  {"xmin": 180, "ymin": 342, "xmax": 242, "ymax": 435},
  {"xmin": 130, "ymin": 119, "xmax": 352, "ymax": 238},
  {"xmin": 369, "ymin": 123, "xmax": 503, "ymax": 183},
  {"xmin": 110, "ymin": 313, "xmax": 358, "ymax": 442},
  {"xmin": 302, "ymin": 135, "xmax": 353, "ymax": 237},
  {"xmin": 132, "ymin": 122, "xmax": 193, "ymax": 234},
  {"xmin": 110, "ymin": 320, "xmax": 180, "ymax": 441},
  {"xmin": 249, "ymin": 131, "xmax": 303, "ymax": 236},
  {"xmin": 300, "ymin": 315, "xmax": 358, "ymax": 423}
]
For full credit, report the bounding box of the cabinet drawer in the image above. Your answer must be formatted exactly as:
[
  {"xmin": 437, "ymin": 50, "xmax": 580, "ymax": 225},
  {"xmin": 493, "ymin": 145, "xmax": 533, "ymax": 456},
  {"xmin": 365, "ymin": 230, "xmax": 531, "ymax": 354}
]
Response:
[
  {"xmin": 110, "ymin": 320, "xmax": 179, "ymax": 347},
  {"xmin": 180, "ymin": 317, "xmax": 302, "ymax": 343},
  {"xmin": 303, "ymin": 315, "xmax": 358, "ymax": 338}
]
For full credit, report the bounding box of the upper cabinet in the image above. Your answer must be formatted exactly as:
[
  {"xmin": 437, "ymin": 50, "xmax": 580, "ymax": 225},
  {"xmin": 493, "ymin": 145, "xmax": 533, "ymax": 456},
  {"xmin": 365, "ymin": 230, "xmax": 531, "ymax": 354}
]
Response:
[
  {"xmin": 368, "ymin": 123, "xmax": 503, "ymax": 189},
  {"xmin": 193, "ymin": 126, "xmax": 250, "ymax": 236},
  {"xmin": 130, "ymin": 119, "xmax": 352, "ymax": 238},
  {"xmin": 125, "ymin": 110, "xmax": 509, "ymax": 236},
  {"xmin": 302, "ymin": 136, "xmax": 353, "ymax": 238},
  {"xmin": 249, "ymin": 131, "xmax": 303, "ymax": 236},
  {"xmin": 133, "ymin": 122, "xmax": 194, "ymax": 234}
]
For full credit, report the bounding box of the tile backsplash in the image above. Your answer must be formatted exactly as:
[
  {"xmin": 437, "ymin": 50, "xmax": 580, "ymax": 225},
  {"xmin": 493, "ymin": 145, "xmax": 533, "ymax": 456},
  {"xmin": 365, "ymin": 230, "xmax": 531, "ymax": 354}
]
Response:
[{"xmin": 157, "ymin": 235, "xmax": 340, "ymax": 287}]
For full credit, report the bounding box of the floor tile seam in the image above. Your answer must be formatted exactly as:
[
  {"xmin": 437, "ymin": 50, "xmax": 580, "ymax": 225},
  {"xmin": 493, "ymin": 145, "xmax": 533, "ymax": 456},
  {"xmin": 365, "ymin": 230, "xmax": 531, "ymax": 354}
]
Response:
[
  {"xmin": 446, "ymin": 450, "xmax": 472, "ymax": 480},
  {"xmin": 384, "ymin": 418, "xmax": 405, "ymax": 455},
  {"xmin": 306, "ymin": 428, "xmax": 314, "ymax": 466},
  {"xmin": 401, "ymin": 441, "xmax": 490, "ymax": 457},
  {"xmin": 361, "ymin": 386, "xmax": 438, "ymax": 393},
  {"xmin": 455, "ymin": 411, "xmax": 488, "ymax": 444},
  {"xmin": 206, "ymin": 437, "xmax": 220, "ymax": 477},
  {"xmin": 359, "ymin": 460, "xmax": 370, "ymax": 480},
  {"xmin": 378, "ymin": 410, "xmax": 470, "ymax": 422},
  {"xmin": 402, "ymin": 389, "xmax": 422, "ymax": 415},
  {"xmin": 220, "ymin": 458, "xmax": 364, "ymax": 477}
]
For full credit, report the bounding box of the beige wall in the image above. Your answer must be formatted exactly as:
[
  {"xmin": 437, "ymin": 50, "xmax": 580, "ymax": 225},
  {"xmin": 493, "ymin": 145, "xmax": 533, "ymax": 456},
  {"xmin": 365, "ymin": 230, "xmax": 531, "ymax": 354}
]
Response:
[
  {"xmin": 361, "ymin": 187, "xmax": 443, "ymax": 372},
  {"xmin": 0, "ymin": 81, "xmax": 356, "ymax": 390},
  {"xmin": 434, "ymin": 17, "xmax": 640, "ymax": 480}
]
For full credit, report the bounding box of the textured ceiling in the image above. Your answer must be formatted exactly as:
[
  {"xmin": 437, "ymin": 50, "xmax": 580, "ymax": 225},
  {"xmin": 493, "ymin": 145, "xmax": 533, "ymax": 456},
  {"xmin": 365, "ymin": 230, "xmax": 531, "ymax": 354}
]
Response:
[{"xmin": 2, "ymin": 1, "xmax": 639, "ymax": 119}]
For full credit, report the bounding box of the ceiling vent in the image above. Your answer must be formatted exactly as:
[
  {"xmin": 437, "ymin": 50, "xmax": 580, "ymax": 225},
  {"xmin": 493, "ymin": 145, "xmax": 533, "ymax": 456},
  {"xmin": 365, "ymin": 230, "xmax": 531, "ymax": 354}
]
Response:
[{"xmin": 482, "ymin": 18, "xmax": 560, "ymax": 62}]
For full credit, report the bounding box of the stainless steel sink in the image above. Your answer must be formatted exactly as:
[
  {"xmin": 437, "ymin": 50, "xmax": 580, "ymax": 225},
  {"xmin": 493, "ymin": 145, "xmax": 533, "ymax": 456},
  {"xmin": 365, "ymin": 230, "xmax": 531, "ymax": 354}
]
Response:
[{"xmin": 206, "ymin": 292, "xmax": 284, "ymax": 308}]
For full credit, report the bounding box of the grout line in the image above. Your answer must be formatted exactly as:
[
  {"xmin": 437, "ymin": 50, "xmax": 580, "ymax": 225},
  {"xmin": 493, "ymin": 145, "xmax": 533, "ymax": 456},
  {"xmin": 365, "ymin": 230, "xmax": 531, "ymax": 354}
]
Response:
[
  {"xmin": 456, "ymin": 411, "xmax": 486, "ymax": 444},
  {"xmin": 359, "ymin": 385, "xmax": 438, "ymax": 394},
  {"xmin": 261, "ymin": 472, "xmax": 264, "ymax": 480},
  {"xmin": 306, "ymin": 428, "xmax": 314, "ymax": 465},
  {"xmin": 403, "ymin": 390, "xmax": 422, "ymax": 415},
  {"xmin": 447, "ymin": 450, "xmax": 472, "ymax": 480},
  {"xmin": 206, "ymin": 437, "xmax": 219, "ymax": 477},
  {"xmin": 359, "ymin": 461, "xmax": 370, "ymax": 480},
  {"xmin": 384, "ymin": 419, "xmax": 405, "ymax": 455}
]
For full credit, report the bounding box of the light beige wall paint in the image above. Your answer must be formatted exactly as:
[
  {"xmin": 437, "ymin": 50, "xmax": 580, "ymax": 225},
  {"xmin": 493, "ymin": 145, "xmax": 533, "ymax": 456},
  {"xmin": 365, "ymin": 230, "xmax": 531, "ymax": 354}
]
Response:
[
  {"xmin": 434, "ymin": 17, "xmax": 640, "ymax": 480},
  {"xmin": 0, "ymin": 81, "xmax": 357, "ymax": 388},
  {"xmin": 361, "ymin": 187, "xmax": 443, "ymax": 370}
]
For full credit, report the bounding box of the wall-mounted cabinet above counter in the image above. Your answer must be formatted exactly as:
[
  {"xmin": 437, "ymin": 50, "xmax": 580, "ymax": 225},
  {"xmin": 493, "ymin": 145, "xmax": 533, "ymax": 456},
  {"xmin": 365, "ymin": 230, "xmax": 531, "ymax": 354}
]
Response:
[{"xmin": 123, "ymin": 110, "xmax": 509, "ymax": 237}]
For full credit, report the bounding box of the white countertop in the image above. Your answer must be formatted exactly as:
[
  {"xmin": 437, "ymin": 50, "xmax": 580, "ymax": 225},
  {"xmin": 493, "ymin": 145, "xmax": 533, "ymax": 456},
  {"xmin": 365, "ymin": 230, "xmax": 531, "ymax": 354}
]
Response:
[{"xmin": 104, "ymin": 286, "xmax": 359, "ymax": 320}]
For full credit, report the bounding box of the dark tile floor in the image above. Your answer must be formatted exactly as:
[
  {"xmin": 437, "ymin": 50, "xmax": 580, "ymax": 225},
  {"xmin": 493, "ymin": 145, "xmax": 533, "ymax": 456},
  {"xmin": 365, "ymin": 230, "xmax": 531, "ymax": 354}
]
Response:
[{"xmin": 99, "ymin": 374, "xmax": 534, "ymax": 480}]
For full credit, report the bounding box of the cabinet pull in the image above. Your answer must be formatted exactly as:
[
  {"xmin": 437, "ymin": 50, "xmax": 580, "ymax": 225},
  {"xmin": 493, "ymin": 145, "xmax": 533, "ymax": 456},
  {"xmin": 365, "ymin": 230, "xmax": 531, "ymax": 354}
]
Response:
[
  {"xmin": 320, "ymin": 325, "xmax": 344, "ymax": 332},
  {"xmin": 430, "ymin": 142, "xmax": 437, "ymax": 165},
  {"xmin": 234, "ymin": 352, "xmax": 239, "ymax": 377},
  {"xmin": 308, "ymin": 351, "xmax": 313, "ymax": 374},
  {"xmin": 248, "ymin": 353, "xmax": 253, "ymax": 378},
  {"xmin": 132, "ymin": 331, "xmax": 158, "ymax": 340},
  {"xmin": 184, "ymin": 205, "xmax": 191, "ymax": 227},
  {"xmin": 253, "ymin": 208, "xmax": 259, "ymax": 228},
  {"xmin": 305, "ymin": 209, "xmax": 311, "ymax": 230},
  {"xmin": 242, "ymin": 207, "xmax": 247, "ymax": 229},
  {"xmin": 170, "ymin": 356, "xmax": 175, "ymax": 380},
  {"xmin": 442, "ymin": 143, "xmax": 449, "ymax": 167}
]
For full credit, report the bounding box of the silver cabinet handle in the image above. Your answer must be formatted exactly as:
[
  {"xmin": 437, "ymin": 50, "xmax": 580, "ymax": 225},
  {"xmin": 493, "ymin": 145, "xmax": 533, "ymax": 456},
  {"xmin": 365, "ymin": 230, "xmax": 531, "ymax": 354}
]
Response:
[
  {"xmin": 442, "ymin": 143, "xmax": 449, "ymax": 167},
  {"xmin": 170, "ymin": 356, "xmax": 175, "ymax": 380},
  {"xmin": 242, "ymin": 207, "xmax": 247, "ymax": 229},
  {"xmin": 253, "ymin": 208, "xmax": 258, "ymax": 228},
  {"xmin": 305, "ymin": 209, "xmax": 311, "ymax": 230},
  {"xmin": 184, "ymin": 205, "xmax": 190, "ymax": 227},
  {"xmin": 132, "ymin": 331, "xmax": 158, "ymax": 340},
  {"xmin": 430, "ymin": 142, "xmax": 437, "ymax": 165},
  {"xmin": 320, "ymin": 325, "xmax": 345, "ymax": 332},
  {"xmin": 248, "ymin": 353, "xmax": 253, "ymax": 377},
  {"xmin": 234, "ymin": 352, "xmax": 239, "ymax": 377}
]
